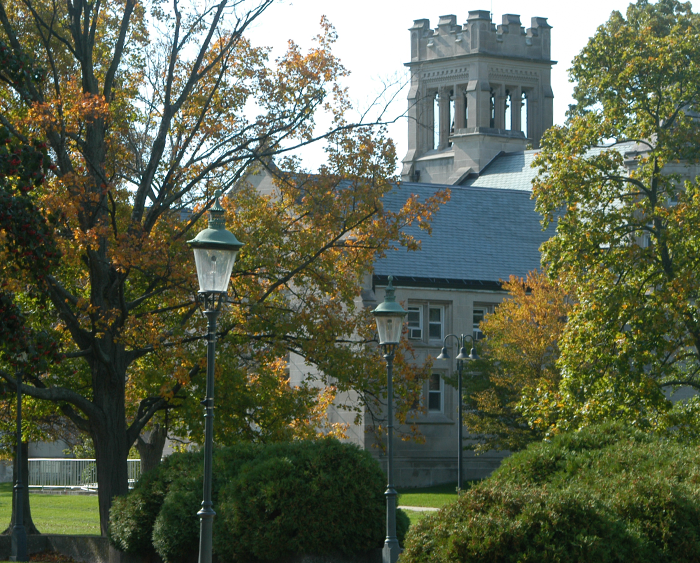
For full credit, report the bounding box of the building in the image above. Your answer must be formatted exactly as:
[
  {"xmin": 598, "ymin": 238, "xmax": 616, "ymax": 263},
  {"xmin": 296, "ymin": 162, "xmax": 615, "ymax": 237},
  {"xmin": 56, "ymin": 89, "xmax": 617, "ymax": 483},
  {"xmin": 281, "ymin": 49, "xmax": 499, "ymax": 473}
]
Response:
[{"xmin": 293, "ymin": 11, "xmax": 558, "ymax": 487}]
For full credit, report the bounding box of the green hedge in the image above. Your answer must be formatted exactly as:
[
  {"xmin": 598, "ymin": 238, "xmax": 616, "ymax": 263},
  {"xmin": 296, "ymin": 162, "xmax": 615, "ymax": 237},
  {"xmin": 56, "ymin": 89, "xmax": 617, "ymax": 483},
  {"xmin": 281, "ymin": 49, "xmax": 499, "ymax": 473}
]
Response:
[
  {"xmin": 110, "ymin": 439, "xmax": 404, "ymax": 562},
  {"xmin": 402, "ymin": 422, "xmax": 700, "ymax": 563}
]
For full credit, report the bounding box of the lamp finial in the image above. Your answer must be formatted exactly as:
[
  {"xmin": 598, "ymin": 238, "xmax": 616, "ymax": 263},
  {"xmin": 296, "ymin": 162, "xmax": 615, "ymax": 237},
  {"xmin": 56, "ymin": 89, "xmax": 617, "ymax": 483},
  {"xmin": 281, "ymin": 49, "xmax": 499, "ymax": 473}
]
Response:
[
  {"xmin": 209, "ymin": 190, "xmax": 226, "ymax": 229},
  {"xmin": 385, "ymin": 276, "xmax": 396, "ymax": 303}
]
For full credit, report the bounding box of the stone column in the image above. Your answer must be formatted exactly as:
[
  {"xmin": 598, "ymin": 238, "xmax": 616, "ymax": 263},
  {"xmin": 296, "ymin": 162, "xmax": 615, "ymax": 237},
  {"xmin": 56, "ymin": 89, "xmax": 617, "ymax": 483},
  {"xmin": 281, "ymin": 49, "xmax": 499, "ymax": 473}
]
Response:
[
  {"xmin": 425, "ymin": 89, "xmax": 436, "ymax": 150},
  {"xmin": 438, "ymin": 87, "xmax": 451, "ymax": 150},
  {"xmin": 454, "ymin": 87, "xmax": 466, "ymax": 130},
  {"xmin": 494, "ymin": 85, "xmax": 506, "ymax": 130},
  {"xmin": 511, "ymin": 85, "xmax": 522, "ymax": 132},
  {"xmin": 529, "ymin": 95, "xmax": 540, "ymax": 146}
]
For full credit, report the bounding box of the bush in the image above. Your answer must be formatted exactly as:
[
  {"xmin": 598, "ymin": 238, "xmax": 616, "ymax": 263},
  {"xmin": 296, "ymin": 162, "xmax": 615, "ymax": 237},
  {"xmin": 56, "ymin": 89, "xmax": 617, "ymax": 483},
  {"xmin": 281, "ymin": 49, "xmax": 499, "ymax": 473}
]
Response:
[
  {"xmin": 214, "ymin": 440, "xmax": 385, "ymax": 561},
  {"xmin": 401, "ymin": 423, "xmax": 700, "ymax": 563},
  {"xmin": 396, "ymin": 508, "xmax": 410, "ymax": 545},
  {"xmin": 109, "ymin": 449, "xmax": 203, "ymax": 555},
  {"xmin": 152, "ymin": 487, "xmax": 201, "ymax": 563},
  {"xmin": 110, "ymin": 439, "xmax": 388, "ymax": 563}
]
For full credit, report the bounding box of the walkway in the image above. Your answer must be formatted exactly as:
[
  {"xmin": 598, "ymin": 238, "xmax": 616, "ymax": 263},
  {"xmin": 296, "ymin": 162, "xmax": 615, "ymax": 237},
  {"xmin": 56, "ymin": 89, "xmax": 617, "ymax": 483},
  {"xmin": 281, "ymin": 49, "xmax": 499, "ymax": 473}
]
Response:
[{"xmin": 398, "ymin": 505, "xmax": 439, "ymax": 512}]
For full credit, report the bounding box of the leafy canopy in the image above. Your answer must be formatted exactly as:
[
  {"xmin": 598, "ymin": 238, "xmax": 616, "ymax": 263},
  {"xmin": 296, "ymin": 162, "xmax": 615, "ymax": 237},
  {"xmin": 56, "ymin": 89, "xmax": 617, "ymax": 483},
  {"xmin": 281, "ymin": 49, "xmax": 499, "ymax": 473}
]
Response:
[
  {"xmin": 0, "ymin": 0, "xmax": 446, "ymax": 533},
  {"xmin": 532, "ymin": 0, "xmax": 700, "ymax": 433}
]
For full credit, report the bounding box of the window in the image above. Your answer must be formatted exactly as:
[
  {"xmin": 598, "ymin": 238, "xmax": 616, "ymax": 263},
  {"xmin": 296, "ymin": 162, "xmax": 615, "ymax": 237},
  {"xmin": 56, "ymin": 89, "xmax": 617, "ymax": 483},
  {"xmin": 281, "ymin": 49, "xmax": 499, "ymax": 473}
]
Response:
[
  {"xmin": 407, "ymin": 306, "xmax": 422, "ymax": 339},
  {"xmin": 406, "ymin": 302, "xmax": 447, "ymax": 343},
  {"xmin": 428, "ymin": 306, "xmax": 443, "ymax": 341},
  {"xmin": 473, "ymin": 307, "xmax": 486, "ymax": 340},
  {"xmin": 428, "ymin": 374, "xmax": 443, "ymax": 412}
]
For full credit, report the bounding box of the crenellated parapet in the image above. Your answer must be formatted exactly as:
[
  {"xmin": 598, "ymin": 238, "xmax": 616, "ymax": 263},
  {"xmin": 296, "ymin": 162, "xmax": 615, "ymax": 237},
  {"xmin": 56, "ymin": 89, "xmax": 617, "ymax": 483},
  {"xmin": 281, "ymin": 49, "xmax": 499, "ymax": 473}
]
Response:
[
  {"xmin": 409, "ymin": 12, "xmax": 552, "ymax": 63},
  {"xmin": 402, "ymin": 11, "xmax": 555, "ymax": 185}
]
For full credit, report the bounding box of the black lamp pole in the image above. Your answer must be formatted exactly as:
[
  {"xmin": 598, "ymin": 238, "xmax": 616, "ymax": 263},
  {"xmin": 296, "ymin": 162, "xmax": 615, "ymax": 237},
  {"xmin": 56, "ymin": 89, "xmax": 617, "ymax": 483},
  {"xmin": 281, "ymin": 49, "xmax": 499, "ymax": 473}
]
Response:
[
  {"xmin": 437, "ymin": 334, "xmax": 478, "ymax": 491},
  {"xmin": 371, "ymin": 277, "xmax": 407, "ymax": 563},
  {"xmin": 197, "ymin": 293, "xmax": 223, "ymax": 563},
  {"xmin": 382, "ymin": 344, "xmax": 399, "ymax": 563},
  {"xmin": 10, "ymin": 364, "xmax": 27, "ymax": 562},
  {"xmin": 187, "ymin": 190, "xmax": 243, "ymax": 563}
]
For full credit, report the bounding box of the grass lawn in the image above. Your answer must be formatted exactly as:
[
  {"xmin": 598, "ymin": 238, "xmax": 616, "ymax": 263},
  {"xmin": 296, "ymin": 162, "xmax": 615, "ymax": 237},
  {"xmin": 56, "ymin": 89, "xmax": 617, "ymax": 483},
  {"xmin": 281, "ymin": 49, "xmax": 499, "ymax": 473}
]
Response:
[
  {"xmin": 0, "ymin": 479, "xmax": 475, "ymax": 537},
  {"xmin": 401, "ymin": 509, "xmax": 430, "ymax": 529},
  {"xmin": 397, "ymin": 481, "xmax": 474, "ymax": 508},
  {"xmin": 0, "ymin": 483, "xmax": 100, "ymax": 536},
  {"xmin": 397, "ymin": 481, "xmax": 479, "ymax": 530}
]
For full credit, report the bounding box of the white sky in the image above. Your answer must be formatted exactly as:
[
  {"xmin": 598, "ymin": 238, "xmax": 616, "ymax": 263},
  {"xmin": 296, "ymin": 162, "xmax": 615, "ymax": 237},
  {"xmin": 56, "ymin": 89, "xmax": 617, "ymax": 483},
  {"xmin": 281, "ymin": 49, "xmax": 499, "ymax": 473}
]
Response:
[{"xmin": 244, "ymin": 0, "xmax": 698, "ymax": 172}]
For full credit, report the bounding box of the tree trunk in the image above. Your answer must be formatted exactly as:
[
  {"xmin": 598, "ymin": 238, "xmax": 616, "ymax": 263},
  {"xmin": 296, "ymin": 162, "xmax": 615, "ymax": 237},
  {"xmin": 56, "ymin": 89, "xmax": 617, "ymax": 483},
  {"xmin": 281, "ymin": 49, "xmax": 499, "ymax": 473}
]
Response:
[
  {"xmin": 91, "ymin": 360, "xmax": 130, "ymax": 537},
  {"xmin": 3, "ymin": 442, "xmax": 39, "ymax": 535},
  {"xmin": 136, "ymin": 425, "xmax": 167, "ymax": 475}
]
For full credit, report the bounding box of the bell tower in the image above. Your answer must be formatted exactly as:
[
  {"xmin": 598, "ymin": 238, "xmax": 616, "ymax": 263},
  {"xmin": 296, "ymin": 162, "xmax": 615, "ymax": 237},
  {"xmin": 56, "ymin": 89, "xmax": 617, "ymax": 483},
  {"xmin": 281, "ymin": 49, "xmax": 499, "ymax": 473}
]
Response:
[{"xmin": 401, "ymin": 11, "xmax": 555, "ymax": 185}]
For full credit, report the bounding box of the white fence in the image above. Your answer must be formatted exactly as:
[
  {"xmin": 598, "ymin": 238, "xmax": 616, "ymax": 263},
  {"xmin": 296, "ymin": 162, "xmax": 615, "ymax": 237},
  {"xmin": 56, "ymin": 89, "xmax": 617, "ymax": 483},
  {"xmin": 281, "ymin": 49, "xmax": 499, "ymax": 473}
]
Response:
[{"xmin": 28, "ymin": 458, "xmax": 141, "ymax": 491}]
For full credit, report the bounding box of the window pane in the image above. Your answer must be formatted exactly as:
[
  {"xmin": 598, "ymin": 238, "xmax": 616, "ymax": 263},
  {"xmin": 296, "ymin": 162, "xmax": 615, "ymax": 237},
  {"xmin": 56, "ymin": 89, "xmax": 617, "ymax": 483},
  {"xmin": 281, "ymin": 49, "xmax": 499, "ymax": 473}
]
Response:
[
  {"xmin": 473, "ymin": 308, "xmax": 485, "ymax": 340},
  {"xmin": 428, "ymin": 392, "xmax": 441, "ymax": 411},
  {"xmin": 429, "ymin": 374, "xmax": 440, "ymax": 391},
  {"xmin": 408, "ymin": 308, "xmax": 421, "ymax": 326},
  {"xmin": 429, "ymin": 323, "xmax": 442, "ymax": 339},
  {"xmin": 429, "ymin": 307, "xmax": 441, "ymax": 322}
]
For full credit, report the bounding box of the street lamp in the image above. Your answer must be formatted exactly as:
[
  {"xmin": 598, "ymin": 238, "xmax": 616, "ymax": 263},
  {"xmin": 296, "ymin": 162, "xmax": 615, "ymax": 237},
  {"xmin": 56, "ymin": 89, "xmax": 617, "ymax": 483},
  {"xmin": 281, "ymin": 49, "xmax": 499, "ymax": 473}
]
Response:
[
  {"xmin": 436, "ymin": 334, "xmax": 479, "ymax": 491},
  {"xmin": 10, "ymin": 354, "xmax": 27, "ymax": 562},
  {"xmin": 187, "ymin": 190, "xmax": 243, "ymax": 563},
  {"xmin": 371, "ymin": 276, "xmax": 407, "ymax": 563}
]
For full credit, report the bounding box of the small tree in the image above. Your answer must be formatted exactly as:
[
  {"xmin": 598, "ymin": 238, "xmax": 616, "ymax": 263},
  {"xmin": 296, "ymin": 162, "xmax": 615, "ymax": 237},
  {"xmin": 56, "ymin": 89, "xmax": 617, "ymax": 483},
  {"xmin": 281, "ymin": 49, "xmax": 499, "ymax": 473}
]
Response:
[{"xmin": 464, "ymin": 271, "xmax": 571, "ymax": 452}]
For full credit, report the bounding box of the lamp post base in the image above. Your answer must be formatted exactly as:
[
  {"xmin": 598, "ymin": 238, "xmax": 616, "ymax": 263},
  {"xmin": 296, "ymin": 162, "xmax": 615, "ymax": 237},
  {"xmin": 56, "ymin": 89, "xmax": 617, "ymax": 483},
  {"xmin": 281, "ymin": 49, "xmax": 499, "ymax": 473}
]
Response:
[
  {"xmin": 382, "ymin": 539, "xmax": 401, "ymax": 563},
  {"xmin": 10, "ymin": 523, "xmax": 27, "ymax": 562}
]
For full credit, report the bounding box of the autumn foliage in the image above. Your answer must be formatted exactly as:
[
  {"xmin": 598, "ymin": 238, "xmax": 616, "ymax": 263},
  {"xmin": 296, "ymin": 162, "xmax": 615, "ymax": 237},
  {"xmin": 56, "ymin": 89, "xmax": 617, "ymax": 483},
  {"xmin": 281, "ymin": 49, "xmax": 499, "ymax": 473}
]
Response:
[
  {"xmin": 0, "ymin": 0, "xmax": 445, "ymax": 533},
  {"xmin": 464, "ymin": 271, "xmax": 571, "ymax": 452}
]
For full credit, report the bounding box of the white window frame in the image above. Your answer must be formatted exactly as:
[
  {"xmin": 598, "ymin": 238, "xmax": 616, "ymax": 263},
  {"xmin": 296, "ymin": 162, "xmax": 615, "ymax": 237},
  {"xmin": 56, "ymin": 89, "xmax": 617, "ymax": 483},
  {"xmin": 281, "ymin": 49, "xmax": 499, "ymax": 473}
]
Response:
[
  {"xmin": 427, "ymin": 373, "xmax": 444, "ymax": 413},
  {"xmin": 406, "ymin": 302, "xmax": 448, "ymax": 344},
  {"xmin": 407, "ymin": 306, "xmax": 423, "ymax": 340},
  {"xmin": 473, "ymin": 305, "xmax": 495, "ymax": 341},
  {"xmin": 428, "ymin": 305, "xmax": 444, "ymax": 342}
]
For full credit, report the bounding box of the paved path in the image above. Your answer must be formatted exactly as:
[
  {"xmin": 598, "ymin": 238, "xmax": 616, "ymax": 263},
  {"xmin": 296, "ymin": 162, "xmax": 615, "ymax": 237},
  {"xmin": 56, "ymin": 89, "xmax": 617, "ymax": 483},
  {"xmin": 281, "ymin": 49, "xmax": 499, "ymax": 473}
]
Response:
[{"xmin": 398, "ymin": 505, "xmax": 439, "ymax": 512}]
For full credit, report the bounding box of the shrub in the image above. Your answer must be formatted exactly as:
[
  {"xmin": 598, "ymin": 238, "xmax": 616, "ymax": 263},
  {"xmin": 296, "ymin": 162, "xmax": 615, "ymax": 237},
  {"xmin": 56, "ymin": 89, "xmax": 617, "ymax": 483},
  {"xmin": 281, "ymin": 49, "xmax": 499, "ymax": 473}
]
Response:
[
  {"xmin": 401, "ymin": 423, "xmax": 700, "ymax": 563},
  {"xmin": 396, "ymin": 508, "xmax": 410, "ymax": 545},
  {"xmin": 110, "ymin": 439, "xmax": 388, "ymax": 563},
  {"xmin": 152, "ymin": 487, "xmax": 201, "ymax": 563},
  {"xmin": 403, "ymin": 482, "xmax": 639, "ymax": 563},
  {"xmin": 109, "ymin": 449, "xmax": 203, "ymax": 555},
  {"xmin": 214, "ymin": 439, "xmax": 385, "ymax": 561}
]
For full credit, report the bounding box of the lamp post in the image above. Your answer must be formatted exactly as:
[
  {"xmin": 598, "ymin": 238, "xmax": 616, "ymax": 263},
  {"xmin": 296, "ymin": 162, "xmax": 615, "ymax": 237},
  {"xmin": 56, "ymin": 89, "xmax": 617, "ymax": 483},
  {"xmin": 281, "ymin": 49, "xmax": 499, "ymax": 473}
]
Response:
[
  {"xmin": 187, "ymin": 190, "xmax": 243, "ymax": 563},
  {"xmin": 371, "ymin": 276, "xmax": 407, "ymax": 563},
  {"xmin": 436, "ymin": 334, "xmax": 479, "ymax": 491},
  {"xmin": 10, "ymin": 357, "xmax": 27, "ymax": 563}
]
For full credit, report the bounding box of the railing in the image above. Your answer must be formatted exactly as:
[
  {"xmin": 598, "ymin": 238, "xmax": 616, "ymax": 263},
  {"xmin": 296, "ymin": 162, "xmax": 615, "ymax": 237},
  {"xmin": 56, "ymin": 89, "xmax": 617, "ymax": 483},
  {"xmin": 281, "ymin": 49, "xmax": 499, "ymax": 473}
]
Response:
[{"xmin": 28, "ymin": 458, "xmax": 141, "ymax": 491}]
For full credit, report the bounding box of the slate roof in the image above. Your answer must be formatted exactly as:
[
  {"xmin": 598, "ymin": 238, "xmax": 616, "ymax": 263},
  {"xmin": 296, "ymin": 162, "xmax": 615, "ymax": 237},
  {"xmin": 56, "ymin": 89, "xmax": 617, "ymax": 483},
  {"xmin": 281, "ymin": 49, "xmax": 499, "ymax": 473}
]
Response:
[
  {"xmin": 461, "ymin": 150, "xmax": 539, "ymax": 191},
  {"xmin": 374, "ymin": 151, "xmax": 555, "ymax": 287}
]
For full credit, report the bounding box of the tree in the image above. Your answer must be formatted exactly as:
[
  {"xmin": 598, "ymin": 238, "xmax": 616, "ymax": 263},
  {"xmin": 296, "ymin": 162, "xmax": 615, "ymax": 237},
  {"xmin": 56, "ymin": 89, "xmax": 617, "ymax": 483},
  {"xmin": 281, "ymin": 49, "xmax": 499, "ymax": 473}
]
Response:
[
  {"xmin": 532, "ymin": 0, "xmax": 700, "ymax": 433},
  {"xmin": 0, "ymin": 0, "xmax": 447, "ymax": 535},
  {"xmin": 463, "ymin": 271, "xmax": 571, "ymax": 452}
]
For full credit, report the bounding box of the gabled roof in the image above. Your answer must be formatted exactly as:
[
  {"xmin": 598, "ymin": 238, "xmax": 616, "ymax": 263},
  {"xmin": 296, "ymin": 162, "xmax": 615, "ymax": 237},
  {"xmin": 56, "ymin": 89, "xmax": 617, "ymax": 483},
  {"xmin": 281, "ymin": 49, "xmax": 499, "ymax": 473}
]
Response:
[{"xmin": 375, "ymin": 152, "xmax": 555, "ymax": 288}]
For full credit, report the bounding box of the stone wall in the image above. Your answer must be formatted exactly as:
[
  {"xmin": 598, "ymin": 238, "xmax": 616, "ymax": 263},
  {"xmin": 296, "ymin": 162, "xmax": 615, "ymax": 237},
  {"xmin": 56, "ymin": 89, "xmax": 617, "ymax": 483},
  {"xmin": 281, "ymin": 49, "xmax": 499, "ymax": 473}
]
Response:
[
  {"xmin": 0, "ymin": 534, "xmax": 109, "ymax": 563},
  {"xmin": 0, "ymin": 535, "xmax": 383, "ymax": 563}
]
